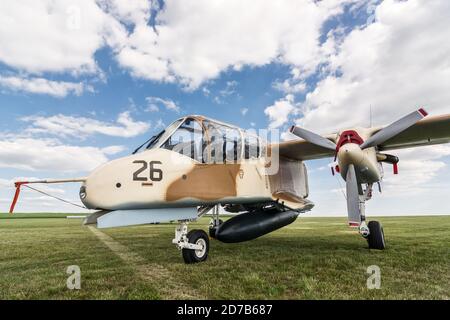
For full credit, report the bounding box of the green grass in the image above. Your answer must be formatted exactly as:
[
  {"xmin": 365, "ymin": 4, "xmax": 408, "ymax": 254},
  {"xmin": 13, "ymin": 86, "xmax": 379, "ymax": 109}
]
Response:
[
  {"xmin": 0, "ymin": 214, "xmax": 448, "ymax": 299},
  {"xmin": 0, "ymin": 212, "xmax": 87, "ymax": 219}
]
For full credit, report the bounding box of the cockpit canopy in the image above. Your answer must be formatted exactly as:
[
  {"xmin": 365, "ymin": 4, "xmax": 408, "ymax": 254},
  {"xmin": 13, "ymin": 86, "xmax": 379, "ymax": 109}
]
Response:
[{"xmin": 139, "ymin": 116, "xmax": 265, "ymax": 163}]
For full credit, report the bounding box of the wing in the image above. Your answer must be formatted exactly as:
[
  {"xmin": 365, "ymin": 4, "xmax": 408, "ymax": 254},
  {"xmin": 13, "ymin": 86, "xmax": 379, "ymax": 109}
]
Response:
[
  {"xmin": 277, "ymin": 114, "xmax": 450, "ymax": 161},
  {"xmin": 276, "ymin": 134, "xmax": 337, "ymax": 161},
  {"xmin": 377, "ymin": 114, "xmax": 450, "ymax": 151}
]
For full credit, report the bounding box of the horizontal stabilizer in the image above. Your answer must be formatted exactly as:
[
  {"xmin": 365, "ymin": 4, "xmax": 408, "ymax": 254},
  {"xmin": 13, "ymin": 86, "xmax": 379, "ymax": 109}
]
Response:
[{"xmin": 96, "ymin": 207, "xmax": 198, "ymax": 229}]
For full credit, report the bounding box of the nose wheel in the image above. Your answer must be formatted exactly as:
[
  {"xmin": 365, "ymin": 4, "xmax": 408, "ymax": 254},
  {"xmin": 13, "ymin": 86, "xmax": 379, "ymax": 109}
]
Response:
[
  {"xmin": 172, "ymin": 222, "xmax": 210, "ymax": 264},
  {"xmin": 366, "ymin": 221, "xmax": 386, "ymax": 250},
  {"xmin": 182, "ymin": 230, "xmax": 209, "ymax": 263}
]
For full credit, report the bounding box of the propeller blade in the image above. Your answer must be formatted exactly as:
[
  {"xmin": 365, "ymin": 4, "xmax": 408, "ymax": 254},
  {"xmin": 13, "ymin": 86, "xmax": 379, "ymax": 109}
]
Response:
[
  {"xmin": 346, "ymin": 164, "xmax": 361, "ymax": 226},
  {"xmin": 289, "ymin": 126, "xmax": 337, "ymax": 151},
  {"xmin": 360, "ymin": 108, "xmax": 428, "ymax": 149}
]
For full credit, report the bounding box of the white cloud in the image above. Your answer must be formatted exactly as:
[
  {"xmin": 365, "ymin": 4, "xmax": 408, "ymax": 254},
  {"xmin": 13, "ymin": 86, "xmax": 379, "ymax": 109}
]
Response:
[
  {"xmin": 0, "ymin": 0, "xmax": 125, "ymax": 75},
  {"xmin": 146, "ymin": 104, "xmax": 159, "ymax": 112},
  {"xmin": 220, "ymin": 81, "xmax": 238, "ymax": 97},
  {"xmin": 0, "ymin": 177, "xmax": 66, "ymax": 195},
  {"xmin": 0, "ymin": 75, "xmax": 90, "ymax": 98},
  {"xmin": 99, "ymin": 0, "xmax": 152, "ymax": 26},
  {"xmin": 240, "ymin": 108, "xmax": 249, "ymax": 116},
  {"xmin": 154, "ymin": 119, "xmax": 166, "ymax": 130},
  {"xmin": 297, "ymin": 0, "xmax": 450, "ymax": 133},
  {"xmin": 22, "ymin": 111, "xmax": 150, "ymax": 138},
  {"xmin": 285, "ymin": 0, "xmax": 450, "ymax": 199},
  {"xmin": 272, "ymin": 79, "xmax": 307, "ymax": 94},
  {"xmin": 115, "ymin": 0, "xmax": 352, "ymax": 89},
  {"xmin": 0, "ymin": 137, "xmax": 123, "ymax": 172},
  {"xmin": 213, "ymin": 81, "xmax": 239, "ymax": 104},
  {"xmin": 145, "ymin": 96, "xmax": 180, "ymax": 113},
  {"xmin": 264, "ymin": 94, "xmax": 297, "ymax": 129},
  {"xmin": 0, "ymin": 0, "xmax": 354, "ymax": 90},
  {"xmin": 381, "ymin": 145, "xmax": 450, "ymax": 195}
]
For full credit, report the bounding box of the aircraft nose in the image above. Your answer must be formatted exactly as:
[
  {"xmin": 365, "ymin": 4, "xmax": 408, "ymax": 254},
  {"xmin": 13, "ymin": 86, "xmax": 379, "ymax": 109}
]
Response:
[
  {"xmin": 79, "ymin": 184, "xmax": 90, "ymax": 207},
  {"xmin": 79, "ymin": 183, "xmax": 97, "ymax": 209},
  {"xmin": 338, "ymin": 143, "xmax": 364, "ymax": 165}
]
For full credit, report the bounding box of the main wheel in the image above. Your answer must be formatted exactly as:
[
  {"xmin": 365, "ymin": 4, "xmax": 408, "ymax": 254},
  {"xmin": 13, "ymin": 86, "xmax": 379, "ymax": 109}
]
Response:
[
  {"xmin": 182, "ymin": 230, "xmax": 209, "ymax": 264},
  {"xmin": 209, "ymin": 219, "xmax": 223, "ymax": 238},
  {"xmin": 367, "ymin": 221, "xmax": 386, "ymax": 250}
]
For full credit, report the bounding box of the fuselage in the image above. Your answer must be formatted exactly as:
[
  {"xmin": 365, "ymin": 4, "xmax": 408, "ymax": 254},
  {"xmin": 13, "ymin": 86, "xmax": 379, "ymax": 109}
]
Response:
[
  {"xmin": 80, "ymin": 115, "xmax": 311, "ymax": 212},
  {"xmin": 80, "ymin": 148, "xmax": 274, "ymax": 210},
  {"xmin": 79, "ymin": 117, "xmax": 385, "ymax": 212}
]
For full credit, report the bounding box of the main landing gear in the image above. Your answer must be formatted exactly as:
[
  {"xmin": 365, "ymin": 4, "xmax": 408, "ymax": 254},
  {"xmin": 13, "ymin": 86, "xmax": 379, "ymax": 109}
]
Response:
[{"xmin": 208, "ymin": 205, "xmax": 223, "ymax": 238}]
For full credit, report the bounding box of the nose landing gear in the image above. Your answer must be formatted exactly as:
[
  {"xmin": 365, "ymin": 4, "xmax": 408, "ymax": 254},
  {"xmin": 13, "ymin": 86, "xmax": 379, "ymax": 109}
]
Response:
[
  {"xmin": 182, "ymin": 229, "xmax": 209, "ymax": 263},
  {"xmin": 354, "ymin": 183, "xmax": 386, "ymax": 250},
  {"xmin": 172, "ymin": 222, "xmax": 210, "ymax": 264}
]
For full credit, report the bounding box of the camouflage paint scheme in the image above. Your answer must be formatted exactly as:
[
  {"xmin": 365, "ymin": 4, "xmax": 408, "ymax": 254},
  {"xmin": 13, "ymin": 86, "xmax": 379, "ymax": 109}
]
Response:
[{"xmin": 80, "ymin": 113, "xmax": 450, "ymax": 213}]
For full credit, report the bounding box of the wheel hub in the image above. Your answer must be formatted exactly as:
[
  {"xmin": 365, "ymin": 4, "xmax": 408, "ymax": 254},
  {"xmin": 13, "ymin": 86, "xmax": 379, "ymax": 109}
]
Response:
[{"xmin": 195, "ymin": 238, "xmax": 206, "ymax": 258}]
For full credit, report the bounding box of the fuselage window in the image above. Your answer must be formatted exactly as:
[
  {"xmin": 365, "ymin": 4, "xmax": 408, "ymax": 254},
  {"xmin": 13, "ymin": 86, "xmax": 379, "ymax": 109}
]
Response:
[
  {"xmin": 204, "ymin": 121, "xmax": 242, "ymax": 164},
  {"xmin": 244, "ymin": 134, "xmax": 260, "ymax": 159},
  {"xmin": 161, "ymin": 118, "xmax": 204, "ymax": 162}
]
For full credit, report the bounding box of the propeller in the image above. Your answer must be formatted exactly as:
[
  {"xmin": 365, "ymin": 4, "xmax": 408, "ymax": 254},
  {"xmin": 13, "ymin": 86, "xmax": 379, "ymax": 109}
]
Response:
[
  {"xmin": 289, "ymin": 126, "xmax": 336, "ymax": 150},
  {"xmin": 289, "ymin": 108, "xmax": 428, "ymax": 227},
  {"xmin": 360, "ymin": 108, "xmax": 428, "ymax": 149}
]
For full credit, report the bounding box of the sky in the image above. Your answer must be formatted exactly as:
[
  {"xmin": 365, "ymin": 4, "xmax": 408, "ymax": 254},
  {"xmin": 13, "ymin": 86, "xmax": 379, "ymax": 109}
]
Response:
[{"xmin": 0, "ymin": 0, "xmax": 449, "ymax": 216}]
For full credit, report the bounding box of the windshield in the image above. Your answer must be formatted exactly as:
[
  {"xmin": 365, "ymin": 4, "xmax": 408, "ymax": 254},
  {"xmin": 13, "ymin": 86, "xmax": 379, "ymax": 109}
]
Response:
[
  {"xmin": 160, "ymin": 117, "xmax": 204, "ymax": 162},
  {"xmin": 147, "ymin": 119, "xmax": 183, "ymax": 149},
  {"xmin": 132, "ymin": 119, "xmax": 184, "ymax": 154}
]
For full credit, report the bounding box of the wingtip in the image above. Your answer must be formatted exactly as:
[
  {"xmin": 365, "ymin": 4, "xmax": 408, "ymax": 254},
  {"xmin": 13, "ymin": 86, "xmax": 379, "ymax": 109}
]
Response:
[{"xmin": 289, "ymin": 125, "xmax": 295, "ymax": 133}]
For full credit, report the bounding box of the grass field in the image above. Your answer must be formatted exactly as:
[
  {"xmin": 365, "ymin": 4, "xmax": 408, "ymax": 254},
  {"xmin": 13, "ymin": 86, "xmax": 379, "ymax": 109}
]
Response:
[{"xmin": 0, "ymin": 213, "xmax": 448, "ymax": 299}]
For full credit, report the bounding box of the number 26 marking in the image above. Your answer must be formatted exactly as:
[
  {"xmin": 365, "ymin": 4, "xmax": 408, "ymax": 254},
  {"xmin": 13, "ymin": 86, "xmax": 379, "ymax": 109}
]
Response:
[{"xmin": 133, "ymin": 160, "xmax": 163, "ymax": 182}]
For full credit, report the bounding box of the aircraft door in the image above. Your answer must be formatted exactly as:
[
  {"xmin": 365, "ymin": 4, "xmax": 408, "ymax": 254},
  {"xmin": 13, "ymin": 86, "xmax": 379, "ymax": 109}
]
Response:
[{"xmin": 269, "ymin": 158, "xmax": 309, "ymax": 202}]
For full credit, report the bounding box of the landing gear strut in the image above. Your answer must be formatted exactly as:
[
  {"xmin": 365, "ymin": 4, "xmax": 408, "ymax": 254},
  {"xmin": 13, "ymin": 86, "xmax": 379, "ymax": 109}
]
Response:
[
  {"xmin": 357, "ymin": 184, "xmax": 386, "ymax": 250},
  {"xmin": 172, "ymin": 222, "xmax": 209, "ymax": 263},
  {"xmin": 209, "ymin": 205, "xmax": 223, "ymax": 238},
  {"xmin": 357, "ymin": 184, "xmax": 372, "ymax": 238}
]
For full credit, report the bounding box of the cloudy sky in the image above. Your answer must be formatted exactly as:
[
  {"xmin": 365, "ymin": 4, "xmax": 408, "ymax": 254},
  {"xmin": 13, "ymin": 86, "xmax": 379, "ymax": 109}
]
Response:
[{"xmin": 0, "ymin": 0, "xmax": 449, "ymax": 215}]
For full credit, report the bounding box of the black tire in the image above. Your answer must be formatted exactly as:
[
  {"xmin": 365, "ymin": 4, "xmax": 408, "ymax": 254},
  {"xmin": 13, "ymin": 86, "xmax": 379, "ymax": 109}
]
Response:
[
  {"xmin": 367, "ymin": 221, "xmax": 386, "ymax": 250},
  {"xmin": 209, "ymin": 219, "xmax": 223, "ymax": 238},
  {"xmin": 182, "ymin": 230, "xmax": 209, "ymax": 264}
]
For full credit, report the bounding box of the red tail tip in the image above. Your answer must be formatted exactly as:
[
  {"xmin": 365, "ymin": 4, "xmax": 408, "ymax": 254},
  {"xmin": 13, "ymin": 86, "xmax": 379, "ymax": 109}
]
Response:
[
  {"xmin": 418, "ymin": 108, "xmax": 428, "ymax": 117},
  {"xmin": 9, "ymin": 182, "xmax": 28, "ymax": 214}
]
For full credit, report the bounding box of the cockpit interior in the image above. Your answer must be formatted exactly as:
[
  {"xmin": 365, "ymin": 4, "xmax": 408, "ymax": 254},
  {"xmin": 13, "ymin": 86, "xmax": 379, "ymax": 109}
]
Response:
[{"xmin": 133, "ymin": 116, "xmax": 265, "ymax": 163}]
